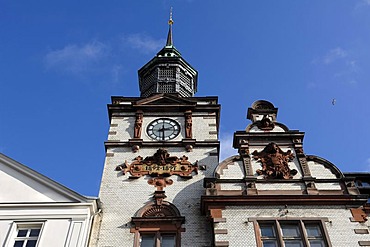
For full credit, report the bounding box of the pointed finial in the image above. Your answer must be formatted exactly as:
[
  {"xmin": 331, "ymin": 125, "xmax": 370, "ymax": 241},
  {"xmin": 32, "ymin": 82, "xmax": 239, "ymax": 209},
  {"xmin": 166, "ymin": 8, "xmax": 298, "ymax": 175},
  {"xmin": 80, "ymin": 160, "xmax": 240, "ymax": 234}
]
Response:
[
  {"xmin": 166, "ymin": 7, "xmax": 174, "ymax": 46},
  {"xmin": 169, "ymin": 7, "xmax": 174, "ymax": 25}
]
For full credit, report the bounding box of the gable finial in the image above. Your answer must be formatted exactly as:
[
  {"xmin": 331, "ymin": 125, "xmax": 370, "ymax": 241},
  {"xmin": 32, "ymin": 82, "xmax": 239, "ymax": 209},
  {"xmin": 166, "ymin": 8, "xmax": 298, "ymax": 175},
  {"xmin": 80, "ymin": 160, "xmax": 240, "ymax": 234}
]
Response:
[{"xmin": 166, "ymin": 7, "xmax": 174, "ymax": 46}]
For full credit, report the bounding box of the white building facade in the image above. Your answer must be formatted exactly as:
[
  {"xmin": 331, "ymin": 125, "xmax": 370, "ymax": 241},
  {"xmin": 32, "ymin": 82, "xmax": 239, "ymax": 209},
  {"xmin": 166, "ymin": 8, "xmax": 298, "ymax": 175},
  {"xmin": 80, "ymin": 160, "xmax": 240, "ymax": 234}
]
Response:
[{"xmin": 0, "ymin": 153, "xmax": 99, "ymax": 247}]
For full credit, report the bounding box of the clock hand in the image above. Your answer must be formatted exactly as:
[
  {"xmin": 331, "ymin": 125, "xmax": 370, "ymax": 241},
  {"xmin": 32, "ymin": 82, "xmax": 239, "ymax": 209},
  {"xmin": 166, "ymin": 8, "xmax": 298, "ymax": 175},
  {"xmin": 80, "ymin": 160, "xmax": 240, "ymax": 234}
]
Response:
[
  {"xmin": 161, "ymin": 122, "xmax": 165, "ymax": 140},
  {"xmin": 157, "ymin": 123, "xmax": 174, "ymax": 140}
]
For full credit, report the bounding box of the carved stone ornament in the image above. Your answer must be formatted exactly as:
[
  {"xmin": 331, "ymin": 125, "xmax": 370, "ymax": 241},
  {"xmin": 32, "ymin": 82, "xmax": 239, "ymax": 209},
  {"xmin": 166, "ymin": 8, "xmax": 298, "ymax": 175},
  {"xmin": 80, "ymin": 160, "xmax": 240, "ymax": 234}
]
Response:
[
  {"xmin": 142, "ymin": 204, "xmax": 176, "ymax": 217},
  {"xmin": 256, "ymin": 115, "xmax": 275, "ymax": 131},
  {"xmin": 184, "ymin": 111, "xmax": 192, "ymax": 139},
  {"xmin": 293, "ymin": 138, "xmax": 302, "ymax": 143},
  {"xmin": 298, "ymin": 157, "xmax": 311, "ymax": 176},
  {"xmin": 115, "ymin": 148, "xmax": 198, "ymax": 179},
  {"xmin": 132, "ymin": 145, "xmax": 140, "ymax": 153},
  {"xmin": 135, "ymin": 191, "xmax": 183, "ymax": 218},
  {"xmin": 148, "ymin": 177, "xmax": 173, "ymax": 191},
  {"xmin": 239, "ymin": 147, "xmax": 249, "ymax": 155},
  {"xmin": 295, "ymin": 147, "xmax": 304, "ymax": 155},
  {"xmin": 133, "ymin": 111, "xmax": 143, "ymax": 139},
  {"xmin": 254, "ymin": 101, "xmax": 274, "ymax": 110},
  {"xmin": 185, "ymin": 144, "xmax": 193, "ymax": 152},
  {"xmin": 246, "ymin": 182, "xmax": 256, "ymax": 189},
  {"xmin": 243, "ymin": 156, "xmax": 253, "ymax": 176},
  {"xmin": 346, "ymin": 181, "xmax": 356, "ymax": 188},
  {"xmin": 252, "ymin": 143, "xmax": 297, "ymax": 179}
]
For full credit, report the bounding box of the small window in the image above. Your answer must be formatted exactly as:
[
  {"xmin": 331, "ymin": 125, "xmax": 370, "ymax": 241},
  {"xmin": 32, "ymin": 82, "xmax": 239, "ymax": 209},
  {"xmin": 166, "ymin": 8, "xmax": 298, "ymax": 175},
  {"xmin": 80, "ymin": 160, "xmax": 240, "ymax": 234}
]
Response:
[
  {"xmin": 257, "ymin": 220, "xmax": 329, "ymax": 247},
  {"xmin": 260, "ymin": 224, "xmax": 278, "ymax": 247},
  {"xmin": 305, "ymin": 224, "xmax": 326, "ymax": 247},
  {"xmin": 140, "ymin": 233, "xmax": 156, "ymax": 247},
  {"xmin": 13, "ymin": 224, "xmax": 42, "ymax": 247},
  {"xmin": 139, "ymin": 233, "xmax": 176, "ymax": 247},
  {"xmin": 161, "ymin": 234, "xmax": 176, "ymax": 247},
  {"xmin": 280, "ymin": 223, "xmax": 304, "ymax": 247}
]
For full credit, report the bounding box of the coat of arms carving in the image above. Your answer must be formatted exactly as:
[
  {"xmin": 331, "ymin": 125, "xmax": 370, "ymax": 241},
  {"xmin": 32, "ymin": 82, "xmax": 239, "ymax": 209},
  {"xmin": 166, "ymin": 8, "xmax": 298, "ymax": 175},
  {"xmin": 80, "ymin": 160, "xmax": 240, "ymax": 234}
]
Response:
[{"xmin": 252, "ymin": 143, "xmax": 297, "ymax": 179}]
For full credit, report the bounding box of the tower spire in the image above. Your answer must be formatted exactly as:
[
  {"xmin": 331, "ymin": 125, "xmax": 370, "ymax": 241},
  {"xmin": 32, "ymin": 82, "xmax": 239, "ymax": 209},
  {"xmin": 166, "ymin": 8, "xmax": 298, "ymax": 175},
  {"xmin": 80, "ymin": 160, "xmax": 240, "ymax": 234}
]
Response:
[
  {"xmin": 166, "ymin": 7, "xmax": 174, "ymax": 47},
  {"xmin": 138, "ymin": 8, "xmax": 198, "ymax": 97}
]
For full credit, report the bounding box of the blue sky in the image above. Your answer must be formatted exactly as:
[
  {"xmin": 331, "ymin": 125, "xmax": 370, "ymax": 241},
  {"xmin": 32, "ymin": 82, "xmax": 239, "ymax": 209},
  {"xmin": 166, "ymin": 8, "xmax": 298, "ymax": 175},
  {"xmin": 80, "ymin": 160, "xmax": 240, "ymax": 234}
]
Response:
[{"xmin": 1, "ymin": 1, "xmax": 370, "ymax": 196}]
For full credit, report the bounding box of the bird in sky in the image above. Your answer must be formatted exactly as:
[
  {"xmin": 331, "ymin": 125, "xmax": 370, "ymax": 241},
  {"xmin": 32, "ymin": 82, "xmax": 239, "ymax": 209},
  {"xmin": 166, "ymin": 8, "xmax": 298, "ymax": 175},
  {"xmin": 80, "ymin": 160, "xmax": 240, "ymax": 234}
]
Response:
[{"xmin": 332, "ymin": 99, "xmax": 336, "ymax": 105}]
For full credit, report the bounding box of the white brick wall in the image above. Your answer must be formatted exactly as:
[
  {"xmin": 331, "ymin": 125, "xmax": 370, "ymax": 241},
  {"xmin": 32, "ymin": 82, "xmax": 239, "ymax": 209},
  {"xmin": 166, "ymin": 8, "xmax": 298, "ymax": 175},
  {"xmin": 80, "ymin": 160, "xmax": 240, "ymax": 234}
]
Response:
[
  {"xmin": 109, "ymin": 116, "xmax": 135, "ymax": 141},
  {"xmin": 220, "ymin": 183, "xmax": 244, "ymax": 190},
  {"xmin": 192, "ymin": 113, "xmax": 218, "ymax": 141},
  {"xmin": 219, "ymin": 160, "xmax": 244, "ymax": 179},
  {"xmin": 308, "ymin": 161, "xmax": 338, "ymax": 179},
  {"xmin": 315, "ymin": 182, "xmax": 342, "ymax": 190},
  {"xmin": 255, "ymin": 182, "xmax": 305, "ymax": 191}
]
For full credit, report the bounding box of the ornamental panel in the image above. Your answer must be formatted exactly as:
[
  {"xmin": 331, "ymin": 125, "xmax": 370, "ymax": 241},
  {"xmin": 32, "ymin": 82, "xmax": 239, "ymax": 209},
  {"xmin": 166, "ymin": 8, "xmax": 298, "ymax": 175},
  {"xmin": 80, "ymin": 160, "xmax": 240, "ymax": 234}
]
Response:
[
  {"xmin": 252, "ymin": 143, "xmax": 297, "ymax": 179},
  {"xmin": 116, "ymin": 148, "xmax": 198, "ymax": 181}
]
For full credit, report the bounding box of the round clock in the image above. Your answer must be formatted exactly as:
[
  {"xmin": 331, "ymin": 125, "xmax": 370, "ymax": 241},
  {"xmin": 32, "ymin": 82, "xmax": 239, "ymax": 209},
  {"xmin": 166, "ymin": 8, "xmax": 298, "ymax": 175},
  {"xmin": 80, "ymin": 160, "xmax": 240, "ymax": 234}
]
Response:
[{"xmin": 147, "ymin": 118, "xmax": 180, "ymax": 141}]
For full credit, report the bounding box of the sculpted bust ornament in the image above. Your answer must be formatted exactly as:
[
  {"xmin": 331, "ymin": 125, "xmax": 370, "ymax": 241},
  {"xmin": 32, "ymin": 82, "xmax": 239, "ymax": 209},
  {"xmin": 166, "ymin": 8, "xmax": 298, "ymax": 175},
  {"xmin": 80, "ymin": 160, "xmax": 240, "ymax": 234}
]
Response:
[
  {"xmin": 252, "ymin": 142, "xmax": 297, "ymax": 179},
  {"xmin": 256, "ymin": 115, "xmax": 275, "ymax": 131}
]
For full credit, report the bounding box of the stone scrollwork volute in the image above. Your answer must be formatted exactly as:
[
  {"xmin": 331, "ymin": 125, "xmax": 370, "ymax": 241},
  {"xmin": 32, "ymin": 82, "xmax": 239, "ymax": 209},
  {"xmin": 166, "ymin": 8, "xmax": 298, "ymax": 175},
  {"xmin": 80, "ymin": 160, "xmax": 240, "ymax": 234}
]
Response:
[{"xmin": 252, "ymin": 143, "xmax": 297, "ymax": 179}]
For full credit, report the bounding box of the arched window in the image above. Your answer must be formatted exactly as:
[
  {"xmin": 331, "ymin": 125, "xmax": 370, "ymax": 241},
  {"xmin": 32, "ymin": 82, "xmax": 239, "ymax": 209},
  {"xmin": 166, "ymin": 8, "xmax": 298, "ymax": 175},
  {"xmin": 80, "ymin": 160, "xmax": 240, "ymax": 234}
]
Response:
[{"xmin": 131, "ymin": 196, "xmax": 185, "ymax": 247}]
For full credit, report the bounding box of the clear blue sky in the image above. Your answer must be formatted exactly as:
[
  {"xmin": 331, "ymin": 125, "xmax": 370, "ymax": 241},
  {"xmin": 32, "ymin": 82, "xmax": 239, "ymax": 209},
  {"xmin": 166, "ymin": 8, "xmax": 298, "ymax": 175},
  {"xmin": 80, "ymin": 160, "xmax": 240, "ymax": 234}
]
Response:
[{"xmin": 1, "ymin": 1, "xmax": 370, "ymax": 196}]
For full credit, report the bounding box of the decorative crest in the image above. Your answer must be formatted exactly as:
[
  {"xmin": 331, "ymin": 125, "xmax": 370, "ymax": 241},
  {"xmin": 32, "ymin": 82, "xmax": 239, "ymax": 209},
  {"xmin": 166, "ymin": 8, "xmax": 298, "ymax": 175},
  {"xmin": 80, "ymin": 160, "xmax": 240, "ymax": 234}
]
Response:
[
  {"xmin": 115, "ymin": 148, "xmax": 198, "ymax": 182},
  {"xmin": 252, "ymin": 143, "xmax": 297, "ymax": 179}
]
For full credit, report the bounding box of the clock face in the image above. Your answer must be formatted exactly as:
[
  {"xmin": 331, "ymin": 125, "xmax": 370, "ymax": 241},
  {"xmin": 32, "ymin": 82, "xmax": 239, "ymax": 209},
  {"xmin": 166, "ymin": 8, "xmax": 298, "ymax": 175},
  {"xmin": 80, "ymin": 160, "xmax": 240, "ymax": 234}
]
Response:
[{"xmin": 147, "ymin": 118, "xmax": 180, "ymax": 141}]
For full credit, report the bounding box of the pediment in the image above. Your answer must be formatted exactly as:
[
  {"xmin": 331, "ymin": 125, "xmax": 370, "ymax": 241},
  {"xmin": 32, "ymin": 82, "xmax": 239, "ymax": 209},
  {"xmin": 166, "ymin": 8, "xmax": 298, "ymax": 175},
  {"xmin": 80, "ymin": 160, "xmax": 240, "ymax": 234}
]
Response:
[
  {"xmin": 0, "ymin": 153, "xmax": 92, "ymax": 203},
  {"xmin": 133, "ymin": 94, "xmax": 196, "ymax": 107}
]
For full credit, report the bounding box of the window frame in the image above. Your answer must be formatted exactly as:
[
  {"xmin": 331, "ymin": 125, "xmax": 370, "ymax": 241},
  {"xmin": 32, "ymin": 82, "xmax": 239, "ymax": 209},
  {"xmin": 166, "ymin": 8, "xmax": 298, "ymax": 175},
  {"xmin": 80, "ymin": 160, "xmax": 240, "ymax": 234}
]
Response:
[
  {"xmin": 138, "ymin": 231, "xmax": 177, "ymax": 247},
  {"xmin": 131, "ymin": 198, "xmax": 185, "ymax": 247},
  {"xmin": 131, "ymin": 217, "xmax": 184, "ymax": 247},
  {"xmin": 249, "ymin": 217, "xmax": 331, "ymax": 247},
  {"xmin": 5, "ymin": 221, "xmax": 45, "ymax": 247}
]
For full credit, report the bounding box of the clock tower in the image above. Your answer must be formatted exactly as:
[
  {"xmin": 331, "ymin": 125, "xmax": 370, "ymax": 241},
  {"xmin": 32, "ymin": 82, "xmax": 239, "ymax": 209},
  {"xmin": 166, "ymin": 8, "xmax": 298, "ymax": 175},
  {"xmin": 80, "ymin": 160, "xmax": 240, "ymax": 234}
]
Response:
[{"xmin": 92, "ymin": 14, "xmax": 220, "ymax": 247}]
